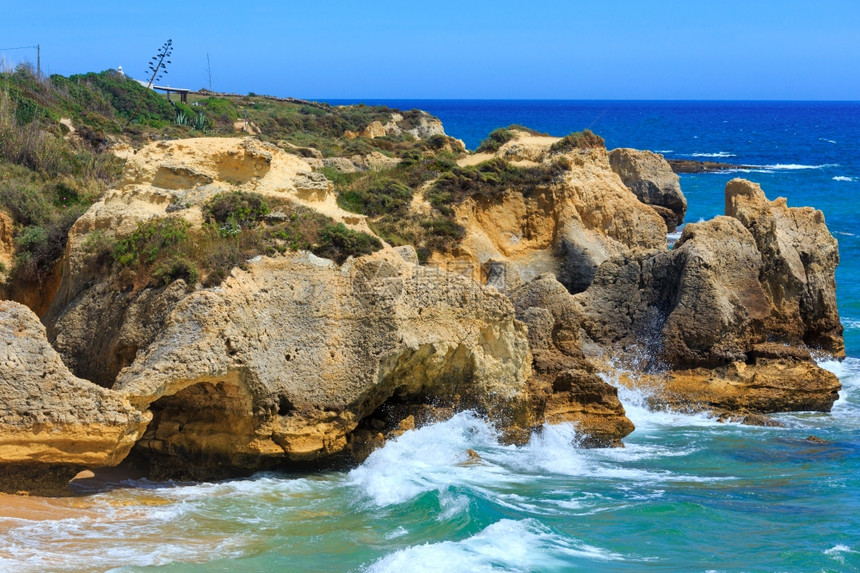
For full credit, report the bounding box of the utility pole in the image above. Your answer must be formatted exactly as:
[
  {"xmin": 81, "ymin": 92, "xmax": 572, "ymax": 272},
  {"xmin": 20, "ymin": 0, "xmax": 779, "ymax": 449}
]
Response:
[
  {"xmin": 206, "ymin": 53, "xmax": 212, "ymax": 90},
  {"xmin": 0, "ymin": 44, "xmax": 40, "ymax": 76}
]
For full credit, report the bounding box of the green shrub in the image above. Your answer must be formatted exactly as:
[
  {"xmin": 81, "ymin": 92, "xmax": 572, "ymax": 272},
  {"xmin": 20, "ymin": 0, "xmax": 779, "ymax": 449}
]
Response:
[
  {"xmin": 113, "ymin": 218, "xmax": 191, "ymax": 266},
  {"xmin": 152, "ymin": 256, "xmax": 199, "ymax": 288},
  {"xmin": 313, "ymin": 223, "xmax": 382, "ymax": 264},
  {"xmin": 549, "ymin": 129, "xmax": 605, "ymax": 154},
  {"xmin": 0, "ymin": 179, "xmax": 53, "ymax": 226},
  {"xmin": 337, "ymin": 178, "xmax": 413, "ymax": 218},
  {"xmin": 81, "ymin": 230, "xmax": 116, "ymax": 269},
  {"xmin": 13, "ymin": 210, "xmax": 80, "ymax": 281},
  {"xmin": 427, "ymin": 158, "xmax": 563, "ymax": 216},
  {"xmin": 203, "ymin": 191, "xmax": 270, "ymax": 235},
  {"xmin": 476, "ymin": 128, "xmax": 514, "ymax": 153},
  {"xmin": 198, "ymin": 97, "xmax": 239, "ymax": 121}
]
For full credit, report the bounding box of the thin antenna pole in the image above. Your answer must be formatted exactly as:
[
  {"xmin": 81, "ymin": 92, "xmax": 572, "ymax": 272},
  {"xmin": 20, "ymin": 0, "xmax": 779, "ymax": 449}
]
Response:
[
  {"xmin": 36, "ymin": 44, "xmax": 40, "ymax": 77},
  {"xmin": 206, "ymin": 53, "xmax": 212, "ymax": 90}
]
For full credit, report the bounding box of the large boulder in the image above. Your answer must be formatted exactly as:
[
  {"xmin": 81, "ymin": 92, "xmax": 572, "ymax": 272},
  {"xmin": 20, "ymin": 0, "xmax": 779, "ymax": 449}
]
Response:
[
  {"xmin": 567, "ymin": 180, "xmax": 842, "ymax": 414},
  {"xmin": 112, "ymin": 249, "xmax": 535, "ymax": 479},
  {"xmin": 725, "ymin": 178, "xmax": 843, "ymax": 355},
  {"xmin": 0, "ymin": 301, "xmax": 149, "ymax": 494},
  {"xmin": 609, "ymin": 148, "xmax": 687, "ymax": 231},
  {"xmin": 510, "ymin": 274, "xmax": 634, "ymax": 446}
]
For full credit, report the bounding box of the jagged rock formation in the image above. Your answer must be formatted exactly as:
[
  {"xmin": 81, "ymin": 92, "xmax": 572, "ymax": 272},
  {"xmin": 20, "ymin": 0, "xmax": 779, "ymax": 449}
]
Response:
[
  {"xmin": 565, "ymin": 180, "xmax": 841, "ymax": 414},
  {"xmin": 447, "ymin": 131, "xmax": 668, "ymax": 294},
  {"xmin": 111, "ymin": 249, "xmax": 534, "ymax": 478},
  {"xmin": 0, "ymin": 117, "xmax": 846, "ymax": 493},
  {"xmin": 609, "ymin": 148, "xmax": 687, "ymax": 231},
  {"xmin": 510, "ymin": 275, "xmax": 633, "ymax": 446},
  {"xmin": 725, "ymin": 178, "xmax": 842, "ymax": 353},
  {"xmin": 0, "ymin": 301, "xmax": 149, "ymax": 494}
]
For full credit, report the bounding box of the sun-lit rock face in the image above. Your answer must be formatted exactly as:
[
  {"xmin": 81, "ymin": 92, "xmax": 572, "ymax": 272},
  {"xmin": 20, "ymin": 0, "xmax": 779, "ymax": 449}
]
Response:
[
  {"xmin": 111, "ymin": 248, "xmax": 537, "ymax": 478},
  {"xmin": 45, "ymin": 137, "xmax": 372, "ymax": 319},
  {"xmin": 444, "ymin": 131, "xmax": 667, "ymax": 295},
  {"xmin": 609, "ymin": 148, "xmax": 687, "ymax": 232},
  {"xmin": 0, "ymin": 301, "xmax": 149, "ymax": 494},
  {"xmin": 725, "ymin": 178, "xmax": 842, "ymax": 355}
]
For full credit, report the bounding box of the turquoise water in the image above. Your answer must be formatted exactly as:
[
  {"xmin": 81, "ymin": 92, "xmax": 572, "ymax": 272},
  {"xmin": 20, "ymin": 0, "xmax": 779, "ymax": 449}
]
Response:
[{"xmin": 2, "ymin": 102, "xmax": 859, "ymax": 572}]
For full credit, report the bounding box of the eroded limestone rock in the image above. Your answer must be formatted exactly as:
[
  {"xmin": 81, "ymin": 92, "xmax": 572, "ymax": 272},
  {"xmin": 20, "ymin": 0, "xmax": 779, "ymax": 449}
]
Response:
[
  {"xmin": 609, "ymin": 148, "xmax": 687, "ymax": 231},
  {"xmin": 0, "ymin": 301, "xmax": 149, "ymax": 494},
  {"xmin": 112, "ymin": 249, "xmax": 535, "ymax": 478},
  {"xmin": 448, "ymin": 132, "xmax": 667, "ymax": 295},
  {"xmin": 510, "ymin": 274, "xmax": 634, "ymax": 447},
  {"xmin": 726, "ymin": 178, "xmax": 843, "ymax": 355}
]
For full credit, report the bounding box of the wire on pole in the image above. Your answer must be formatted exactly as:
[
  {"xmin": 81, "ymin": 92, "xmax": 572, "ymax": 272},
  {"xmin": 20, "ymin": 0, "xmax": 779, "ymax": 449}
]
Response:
[{"xmin": 0, "ymin": 45, "xmax": 40, "ymax": 76}]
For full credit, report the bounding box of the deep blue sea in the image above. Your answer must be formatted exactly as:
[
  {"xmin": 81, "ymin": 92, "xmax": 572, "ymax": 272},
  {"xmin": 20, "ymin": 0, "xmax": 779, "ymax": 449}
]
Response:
[{"xmin": 2, "ymin": 101, "xmax": 859, "ymax": 572}]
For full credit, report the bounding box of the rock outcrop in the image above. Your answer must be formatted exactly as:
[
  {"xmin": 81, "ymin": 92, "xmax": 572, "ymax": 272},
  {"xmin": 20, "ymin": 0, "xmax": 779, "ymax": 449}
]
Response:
[
  {"xmin": 510, "ymin": 275, "xmax": 634, "ymax": 446},
  {"xmin": 111, "ymin": 249, "xmax": 535, "ymax": 478},
  {"xmin": 564, "ymin": 181, "xmax": 842, "ymax": 414},
  {"xmin": 0, "ymin": 112, "xmax": 845, "ymax": 494},
  {"xmin": 0, "ymin": 301, "xmax": 149, "ymax": 494},
  {"xmin": 43, "ymin": 137, "xmax": 375, "ymax": 387},
  {"xmin": 609, "ymin": 148, "xmax": 687, "ymax": 231},
  {"xmin": 447, "ymin": 131, "xmax": 668, "ymax": 294},
  {"xmin": 725, "ymin": 178, "xmax": 842, "ymax": 354},
  {"xmin": 44, "ymin": 137, "xmax": 370, "ymax": 323}
]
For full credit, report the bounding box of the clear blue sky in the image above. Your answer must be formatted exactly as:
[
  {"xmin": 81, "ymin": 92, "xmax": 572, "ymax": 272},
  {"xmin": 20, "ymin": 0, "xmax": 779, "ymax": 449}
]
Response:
[{"xmin": 2, "ymin": 0, "xmax": 858, "ymax": 99}]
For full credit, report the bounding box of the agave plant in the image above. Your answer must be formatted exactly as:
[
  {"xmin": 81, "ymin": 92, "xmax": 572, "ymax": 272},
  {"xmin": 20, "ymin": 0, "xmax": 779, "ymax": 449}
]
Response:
[{"xmin": 192, "ymin": 111, "xmax": 209, "ymax": 131}]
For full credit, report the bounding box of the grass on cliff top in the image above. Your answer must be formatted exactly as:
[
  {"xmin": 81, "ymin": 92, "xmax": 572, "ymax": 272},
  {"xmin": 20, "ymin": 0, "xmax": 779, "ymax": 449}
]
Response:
[
  {"xmin": 475, "ymin": 125, "xmax": 550, "ymax": 153},
  {"xmin": 426, "ymin": 157, "xmax": 569, "ymax": 216},
  {"xmin": 95, "ymin": 191, "xmax": 382, "ymax": 291},
  {"xmin": 326, "ymin": 148, "xmax": 471, "ymax": 261},
  {"xmin": 0, "ymin": 65, "xmax": 456, "ymax": 285},
  {"xmin": 549, "ymin": 129, "xmax": 605, "ymax": 153}
]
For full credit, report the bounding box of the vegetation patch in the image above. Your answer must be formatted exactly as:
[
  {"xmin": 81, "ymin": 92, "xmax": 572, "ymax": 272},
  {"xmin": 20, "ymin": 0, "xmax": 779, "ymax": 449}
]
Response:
[
  {"xmin": 475, "ymin": 125, "xmax": 549, "ymax": 153},
  {"xmin": 549, "ymin": 129, "xmax": 605, "ymax": 154},
  {"xmin": 476, "ymin": 128, "xmax": 515, "ymax": 153},
  {"xmin": 427, "ymin": 158, "xmax": 564, "ymax": 215},
  {"xmin": 204, "ymin": 190, "xmax": 271, "ymax": 234},
  {"xmin": 105, "ymin": 192, "xmax": 382, "ymax": 290},
  {"xmin": 337, "ymin": 177, "xmax": 413, "ymax": 218}
]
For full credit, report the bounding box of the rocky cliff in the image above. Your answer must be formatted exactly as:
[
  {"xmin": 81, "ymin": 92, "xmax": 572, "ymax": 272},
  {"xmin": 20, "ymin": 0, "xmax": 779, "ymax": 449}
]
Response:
[{"xmin": 0, "ymin": 119, "xmax": 845, "ymax": 493}]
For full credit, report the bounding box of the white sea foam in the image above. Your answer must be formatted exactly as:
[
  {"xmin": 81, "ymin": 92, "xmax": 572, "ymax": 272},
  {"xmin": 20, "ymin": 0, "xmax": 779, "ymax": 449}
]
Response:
[
  {"xmin": 763, "ymin": 163, "xmax": 838, "ymax": 170},
  {"xmin": 824, "ymin": 544, "xmax": 858, "ymax": 565},
  {"xmin": 820, "ymin": 138, "xmax": 837, "ymax": 144},
  {"xmin": 611, "ymin": 377, "xmax": 724, "ymax": 432},
  {"xmin": 690, "ymin": 152, "xmax": 736, "ymax": 158},
  {"xmin": 384, "ymin": 526, "xmax": 409, "ymax": 540},
  {"xmin": 833, "ymin": 176, "xmax": 855, "ymax": 182},
  {"xmin": 346, "ymin": 412, "xmax": 507, "ymax": 507},
  {"xmin": 655, "ymin": 149, "xmax": 674, "ymax": 154},
  {"xmin": 820, "ymin": 357, "xmax": 860, "ymax": 421},
  {"xmin": 835, "ymin": 231, "xmax": 856, "ymax": 237},
  {"xmin": 365, "ymin": 519, "xmax": 629, "ymax": 573}
]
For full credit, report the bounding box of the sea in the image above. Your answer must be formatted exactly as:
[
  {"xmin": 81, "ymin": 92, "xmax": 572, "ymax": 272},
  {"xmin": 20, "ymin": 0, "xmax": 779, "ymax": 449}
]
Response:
[{"xmin": 1, "ymin": 101, "xmax": 859, "ymax": 572}]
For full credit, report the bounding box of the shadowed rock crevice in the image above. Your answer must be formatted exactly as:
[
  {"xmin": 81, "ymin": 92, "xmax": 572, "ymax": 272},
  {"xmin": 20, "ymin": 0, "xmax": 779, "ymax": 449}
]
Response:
[{"xmin": 127, "ymin": 374, "xmax": 263, "ymax": 481}]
